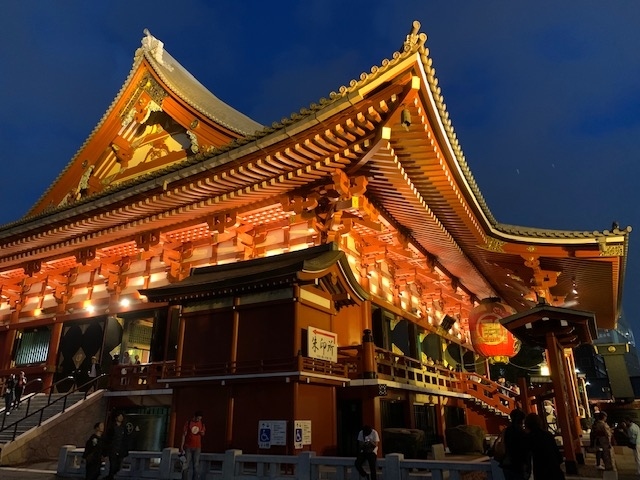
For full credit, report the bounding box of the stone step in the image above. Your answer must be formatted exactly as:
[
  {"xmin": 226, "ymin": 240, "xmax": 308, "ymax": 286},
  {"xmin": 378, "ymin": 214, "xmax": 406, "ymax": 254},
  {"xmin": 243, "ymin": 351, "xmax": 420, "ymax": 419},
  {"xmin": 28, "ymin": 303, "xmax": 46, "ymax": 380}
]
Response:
[{"xmin": 0, "ymin": 391, "xmax": 88, "ymax": 443}]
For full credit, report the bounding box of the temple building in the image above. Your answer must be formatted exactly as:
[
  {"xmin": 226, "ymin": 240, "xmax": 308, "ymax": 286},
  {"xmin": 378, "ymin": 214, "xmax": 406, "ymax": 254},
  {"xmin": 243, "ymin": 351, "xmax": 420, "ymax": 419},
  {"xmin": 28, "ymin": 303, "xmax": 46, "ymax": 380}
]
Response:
[{"xmin": 0, "ymin": 22, "xmax": 630, "ymax": 466}]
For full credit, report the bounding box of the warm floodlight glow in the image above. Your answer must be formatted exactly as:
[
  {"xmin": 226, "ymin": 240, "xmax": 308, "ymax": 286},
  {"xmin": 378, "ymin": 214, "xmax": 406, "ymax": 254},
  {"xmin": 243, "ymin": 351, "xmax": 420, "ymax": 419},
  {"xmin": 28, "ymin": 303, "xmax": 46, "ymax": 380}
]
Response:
[{"xmin": 540, "ymin": 362, "xmax": 550, "ymax": 376}]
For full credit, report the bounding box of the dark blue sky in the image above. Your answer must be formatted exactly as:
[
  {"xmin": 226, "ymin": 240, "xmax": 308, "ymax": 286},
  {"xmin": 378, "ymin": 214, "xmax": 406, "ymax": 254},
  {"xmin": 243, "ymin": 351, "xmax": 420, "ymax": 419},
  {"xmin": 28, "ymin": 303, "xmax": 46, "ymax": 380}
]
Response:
[{"xmin": 1, "ymin": 2, "xmax": 639, "ymax": 334}]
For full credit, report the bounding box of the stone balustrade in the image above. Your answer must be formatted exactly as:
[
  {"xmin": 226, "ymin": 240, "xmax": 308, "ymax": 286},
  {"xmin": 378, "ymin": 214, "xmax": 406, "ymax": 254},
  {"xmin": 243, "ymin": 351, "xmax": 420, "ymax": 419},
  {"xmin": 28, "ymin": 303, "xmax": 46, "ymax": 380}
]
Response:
[{"xmin": 57, "ymin": 445, "xmax": 498, "ymax": 480}]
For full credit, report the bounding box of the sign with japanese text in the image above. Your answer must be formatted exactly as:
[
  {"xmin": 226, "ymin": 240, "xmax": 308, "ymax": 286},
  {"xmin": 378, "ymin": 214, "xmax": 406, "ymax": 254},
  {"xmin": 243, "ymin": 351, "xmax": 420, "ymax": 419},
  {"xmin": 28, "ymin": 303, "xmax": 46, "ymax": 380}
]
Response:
[{"xmin": 307, "ymin": 327, "xmax": 337, "ymax": 363}]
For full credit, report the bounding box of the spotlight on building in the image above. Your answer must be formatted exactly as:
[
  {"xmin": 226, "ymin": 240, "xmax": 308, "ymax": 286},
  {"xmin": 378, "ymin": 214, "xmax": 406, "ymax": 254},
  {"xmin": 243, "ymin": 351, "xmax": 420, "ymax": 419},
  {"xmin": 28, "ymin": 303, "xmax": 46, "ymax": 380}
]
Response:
[{"xmin": 439, "ymin": 314, "xmax": 456, "ymax": 331}]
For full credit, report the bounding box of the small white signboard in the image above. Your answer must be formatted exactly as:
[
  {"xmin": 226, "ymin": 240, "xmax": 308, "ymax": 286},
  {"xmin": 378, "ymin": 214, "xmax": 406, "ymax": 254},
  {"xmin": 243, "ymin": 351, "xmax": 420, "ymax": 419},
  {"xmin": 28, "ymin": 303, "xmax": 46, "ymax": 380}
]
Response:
[
  {"xmin": 271, "ymin": 421, "xmax": 287, "ymax": 446},
  {"xmin": 258, "ymin": 421, "xmax": 271, "ymax": 449},
  {"xmin": 294, "ymin": 420, "xmax": 312, "ymax": 449},
  {"xmin": 308, "ymin": 327, "xmax": 338, "ymax": 363},
  {"xmin": 258, "ymin": 420, "xmax": 288, "ymax": 448}
]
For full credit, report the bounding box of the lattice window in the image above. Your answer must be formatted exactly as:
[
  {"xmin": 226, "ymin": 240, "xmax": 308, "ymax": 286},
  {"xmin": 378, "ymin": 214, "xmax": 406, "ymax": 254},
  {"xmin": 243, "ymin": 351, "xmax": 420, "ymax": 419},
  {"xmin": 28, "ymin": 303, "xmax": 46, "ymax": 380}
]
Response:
[
  {"xmin": 128, "ymin": 323, "xmax": 153, "ymax": 345},
  {"xmin": 15, "ymin": 328, "xmax": 50, "ymax": 366}
]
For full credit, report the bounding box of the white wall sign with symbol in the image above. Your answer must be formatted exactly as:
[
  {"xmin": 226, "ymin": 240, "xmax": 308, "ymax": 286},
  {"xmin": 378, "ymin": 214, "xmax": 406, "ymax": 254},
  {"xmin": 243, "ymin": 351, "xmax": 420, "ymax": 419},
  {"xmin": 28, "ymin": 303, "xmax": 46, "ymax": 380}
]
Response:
[
  {"xmin": 258, "ymin": 420, "xmax": 287, "ymax": 448},
  {"xmin": 294, "ymin": 420, "xmax": 312, "ymax": 449},
  {"xmin": 308, "ymin": 327, "xmax": 337, "ymax": 363}
]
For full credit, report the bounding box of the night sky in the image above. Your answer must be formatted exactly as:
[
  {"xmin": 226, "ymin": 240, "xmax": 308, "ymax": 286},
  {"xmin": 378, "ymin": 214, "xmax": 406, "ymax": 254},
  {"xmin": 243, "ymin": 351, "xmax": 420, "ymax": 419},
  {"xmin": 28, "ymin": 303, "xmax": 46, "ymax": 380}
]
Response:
[{"xmin": 1, "ymin": 2, "xmax": 639, "ymax": 335}]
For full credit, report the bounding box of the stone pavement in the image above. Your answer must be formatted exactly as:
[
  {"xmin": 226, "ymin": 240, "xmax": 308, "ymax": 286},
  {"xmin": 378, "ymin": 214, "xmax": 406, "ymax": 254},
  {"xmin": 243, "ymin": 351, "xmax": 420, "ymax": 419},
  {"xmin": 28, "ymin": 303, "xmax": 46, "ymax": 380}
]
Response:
[
  {"xmin": 0, "ymin": 460, "xmax": 58, "ymax": 480},
  {"xmin": 575, "ymin": 446, "xmax": 639, "ymax": 480},
  {"xmin": 0, "ymin": 448, "xmax": 637, "ymax": 479}
]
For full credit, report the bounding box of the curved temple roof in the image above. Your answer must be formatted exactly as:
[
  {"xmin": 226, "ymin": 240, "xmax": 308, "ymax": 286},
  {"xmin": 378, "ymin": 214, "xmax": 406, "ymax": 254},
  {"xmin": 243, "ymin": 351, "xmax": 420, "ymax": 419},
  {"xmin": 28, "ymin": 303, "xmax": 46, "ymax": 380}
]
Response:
[
  {"xmin": 0, "ymin": 21, "xmax": 630, "ymax": 330},
  {"xmin": 139, "ymin": 29, "xmax": 263, "ymax": 137}
]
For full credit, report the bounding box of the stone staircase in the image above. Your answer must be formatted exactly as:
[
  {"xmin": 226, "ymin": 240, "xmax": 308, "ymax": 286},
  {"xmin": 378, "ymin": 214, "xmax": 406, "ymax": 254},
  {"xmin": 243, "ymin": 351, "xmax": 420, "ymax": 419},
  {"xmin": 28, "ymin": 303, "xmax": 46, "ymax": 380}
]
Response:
[{"xmin": 0, "ymin": 391, "xmax": 86, "ymax": 444}]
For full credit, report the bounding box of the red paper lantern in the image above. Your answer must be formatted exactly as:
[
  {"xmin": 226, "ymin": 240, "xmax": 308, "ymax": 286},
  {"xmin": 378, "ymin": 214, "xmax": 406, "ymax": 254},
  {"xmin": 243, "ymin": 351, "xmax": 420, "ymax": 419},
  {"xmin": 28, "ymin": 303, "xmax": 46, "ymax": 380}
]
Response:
[{"xmin": 469, "ymin": 298, "xmax": 520, "ymax": 363}]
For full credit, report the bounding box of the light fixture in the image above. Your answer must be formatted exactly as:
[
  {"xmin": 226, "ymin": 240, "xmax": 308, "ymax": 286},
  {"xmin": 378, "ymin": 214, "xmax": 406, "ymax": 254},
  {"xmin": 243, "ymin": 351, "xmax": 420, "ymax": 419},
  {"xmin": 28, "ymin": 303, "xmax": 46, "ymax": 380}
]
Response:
[
  {"xmin": 440, "ymin": 314, "xmax": 456, "ymax": 331},
  {"xmin": 539, "ymin": 352, "xmax": 550, "ymax": 376},
  {"xmin": 401, "ymin": 108, "xmax": 412, "ymax": 131},
  {"xmin": 540, "ymin": 362, "xmax": 550, "ymax": 376}
]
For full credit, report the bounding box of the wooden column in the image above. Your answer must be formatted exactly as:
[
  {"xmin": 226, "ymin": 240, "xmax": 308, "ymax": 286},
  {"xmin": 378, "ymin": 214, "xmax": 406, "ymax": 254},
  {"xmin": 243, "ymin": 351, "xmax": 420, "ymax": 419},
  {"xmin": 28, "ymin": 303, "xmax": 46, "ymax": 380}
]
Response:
[
  {"xmin": 174, "ymin": 306, "xmax": 185, "ymax": 371},
  {"xmin": 564, "ymin": 350, "xmax": 584, "ymax": 436},
  {"xmin": 546, "ymin": 333, "xmax": 579, "ymax": 474},
  {"xmin": 516, "ymin": 376, "xmax": 531, "ymax": 412},
  {"xmin": 437, "ymin": 395, "xmax": 447, "ymax": 449},
  {"xmin": 362, "ymin": 329, "xmax": 376, "ymax": 379},
  {"xmin": 1, "ymin": 328, "xmax": 17, "ymax": 370},
  {"xmin": 561, "ymin": 348, "xmax": 584, "ymax": 465},
  {"xmin": 167, "ymin": 306, "xmax": 182, "ymax": 449},
  {"xmin": 225, "ymin": 296, "xmax": 240, "ymax": 448},
  {"xmin": 44, "ymin": 322, "xmax": 63, "ymax": 390}
]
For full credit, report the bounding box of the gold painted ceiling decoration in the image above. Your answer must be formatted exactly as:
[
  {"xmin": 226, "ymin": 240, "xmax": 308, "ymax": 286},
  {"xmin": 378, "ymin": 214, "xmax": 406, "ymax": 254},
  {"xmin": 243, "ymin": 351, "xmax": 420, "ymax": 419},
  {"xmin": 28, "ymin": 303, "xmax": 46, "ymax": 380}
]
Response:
[{"xmin": 0, "ymin": 21, "xmax": 629, "ymax": 332}]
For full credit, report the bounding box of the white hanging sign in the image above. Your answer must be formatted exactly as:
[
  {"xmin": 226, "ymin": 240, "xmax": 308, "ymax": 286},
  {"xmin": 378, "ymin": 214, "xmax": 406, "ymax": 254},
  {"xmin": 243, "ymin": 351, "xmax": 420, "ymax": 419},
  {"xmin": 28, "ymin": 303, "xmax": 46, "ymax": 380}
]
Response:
[{"xmin": 308, "ymin": 327, "xmax": 338, "ymax": 363}]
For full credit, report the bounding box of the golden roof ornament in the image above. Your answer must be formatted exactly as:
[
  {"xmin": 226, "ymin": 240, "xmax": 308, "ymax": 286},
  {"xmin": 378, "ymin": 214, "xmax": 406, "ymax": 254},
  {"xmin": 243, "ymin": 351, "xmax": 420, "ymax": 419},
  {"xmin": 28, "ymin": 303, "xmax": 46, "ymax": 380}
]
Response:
[{"xmin": 402, "ymin": 20, "xmax": 427, "ymax": 52}]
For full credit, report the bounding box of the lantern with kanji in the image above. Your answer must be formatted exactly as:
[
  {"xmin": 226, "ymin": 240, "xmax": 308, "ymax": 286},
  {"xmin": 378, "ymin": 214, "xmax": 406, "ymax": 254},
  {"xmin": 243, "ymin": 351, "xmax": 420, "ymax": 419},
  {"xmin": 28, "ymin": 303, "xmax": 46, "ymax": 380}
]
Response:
[{"xmin": 469, "ymin": 298, "xmax": 520, "ymax": 363}]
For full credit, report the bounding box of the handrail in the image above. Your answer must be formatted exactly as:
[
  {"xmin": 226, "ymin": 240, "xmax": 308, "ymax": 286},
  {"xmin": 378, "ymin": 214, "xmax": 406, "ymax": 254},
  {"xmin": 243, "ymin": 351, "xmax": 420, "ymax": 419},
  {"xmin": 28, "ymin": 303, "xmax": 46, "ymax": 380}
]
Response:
[
  {"xmin": 160, "ymin": 356, "xmax": 346, "ymax": 380},
  {"xmin": 0, "ymin": 373, "xmax": 107, "ymax": 442},
  {"xmin": 24, "ymin": 377, "xmax": 44, "ymax": 391},
  {"xmin": 1, "ymin": 375, "xmax": 73, "ymax": 431}
]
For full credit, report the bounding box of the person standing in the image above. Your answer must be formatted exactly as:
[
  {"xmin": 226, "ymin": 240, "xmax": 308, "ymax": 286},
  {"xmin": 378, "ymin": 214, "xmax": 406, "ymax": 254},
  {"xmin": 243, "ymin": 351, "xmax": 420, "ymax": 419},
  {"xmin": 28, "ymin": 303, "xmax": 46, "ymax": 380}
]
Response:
[
  {"xmin": 87, "ymin": 356, "xmax": 102, "ymax": 391},
  {"xmin": 524, "ymin": 413, "xmax": 564, "ymax": 480},
  {"xmin": 500, "ymin": 409, "xmax": 531, "ymax": 480},
  {"xmin": 83, "ymin": 422, "xmax": 105, "ymax": 480},
  {"xmin": 354, "ymin": 424, "xmax": 380, "ymax": 480},
  {"xmin": 590, "ymin": 411, "xmax": 614, "ymax": 471},
  {"xmin": 625, "ymin": 416, "xmax": 640, "ymax": 474},
  {"xmin": 13, "ymin": 371, "xmax": 26, "ymax": 409},
  {"xmin": 103, "ymin": 412, "xmax": 138, "ymax": 480},
  {"xmin": 180, "ymin": 410, "xmax": 206, "ymax": 480},
  {"xmin": 121, "ymin": 351, "xmax": 132, "ymax": 365},
  {"xmin": 3, "ymin": 374, "xmax": 15, "ymax": 415}
]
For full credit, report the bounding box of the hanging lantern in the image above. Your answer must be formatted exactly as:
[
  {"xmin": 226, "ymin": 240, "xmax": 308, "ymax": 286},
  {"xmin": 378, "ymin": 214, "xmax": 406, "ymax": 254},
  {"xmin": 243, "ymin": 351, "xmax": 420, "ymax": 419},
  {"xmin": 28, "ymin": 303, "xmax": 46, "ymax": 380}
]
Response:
[{"xmin": 468, "ymin": 298, "xmax": 520, "ymax": 363}]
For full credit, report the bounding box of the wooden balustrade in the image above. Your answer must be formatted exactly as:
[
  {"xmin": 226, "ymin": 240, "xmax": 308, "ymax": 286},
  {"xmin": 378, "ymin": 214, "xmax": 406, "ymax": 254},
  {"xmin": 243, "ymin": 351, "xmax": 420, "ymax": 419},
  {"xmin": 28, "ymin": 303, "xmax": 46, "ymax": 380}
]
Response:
[
  {"xmin": 106, "ymin": 350, "xmax": 518, "ymax": 418},
  {"xmin": 108, "ymin": 356, "xmax": 350, "ymax": 390}
]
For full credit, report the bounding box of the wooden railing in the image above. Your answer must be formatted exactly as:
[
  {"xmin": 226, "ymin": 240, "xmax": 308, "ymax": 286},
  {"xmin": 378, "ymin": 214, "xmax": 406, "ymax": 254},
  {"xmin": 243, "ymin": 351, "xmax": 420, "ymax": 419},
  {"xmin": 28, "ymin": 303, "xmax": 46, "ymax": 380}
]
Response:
[
  {"xmin": 107, "ymin": 362, "xmax": 172, "ymax": 391},
  {"xmin": 106, "ymin": 349, "xmax": 517, "ymax": 417},
  {"xmin": 108, "ymin": 356, "xmax": 349, "ymax": 390},
  {"xmin": 337, "ymin": 345, "xmax": 516, "ymax": 416}
]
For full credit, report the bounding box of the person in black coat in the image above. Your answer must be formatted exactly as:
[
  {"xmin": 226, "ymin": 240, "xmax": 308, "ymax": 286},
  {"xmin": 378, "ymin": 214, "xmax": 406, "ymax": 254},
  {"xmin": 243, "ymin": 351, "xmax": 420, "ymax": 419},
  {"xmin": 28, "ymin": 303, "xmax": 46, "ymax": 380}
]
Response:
[
  {"xmin": 525, "ymin": 413, "xmax": 565, "ymax": 480},
  {"xmin": 83, "ymin": 422, "xmax": 105, "ymax": 480},
  {"xmin": 500, "ymin": 409, "xmax": 532, "ymax": 480},
  {"xmin": 102, "ymin": 412, "xmax": 139, "ymax": 480},
  {"xmin": 3, "ymin": 374, "xmax": 16, "ymax": 414}
]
